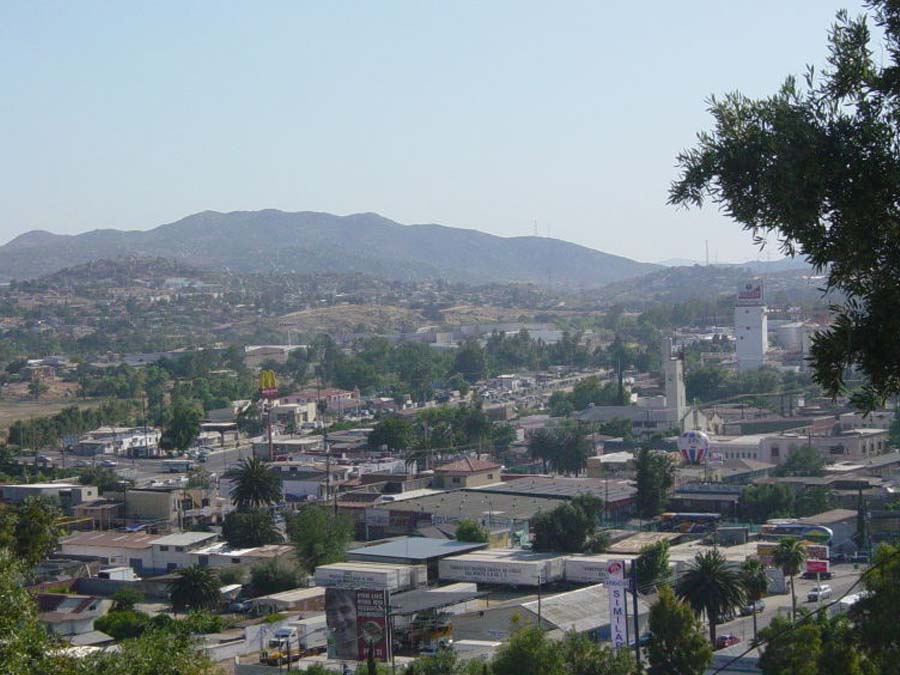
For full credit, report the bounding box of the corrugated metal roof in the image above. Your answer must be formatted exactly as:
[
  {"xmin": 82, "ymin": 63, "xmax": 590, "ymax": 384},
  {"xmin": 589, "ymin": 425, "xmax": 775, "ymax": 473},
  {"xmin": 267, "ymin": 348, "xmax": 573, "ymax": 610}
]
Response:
[
  {"xmin": 522, "ymin": 584, "xmax": 648, "ymax": 633},
  {"xmin": 346, "ymin": 537, "xmax": 486, "ymax": 561}
]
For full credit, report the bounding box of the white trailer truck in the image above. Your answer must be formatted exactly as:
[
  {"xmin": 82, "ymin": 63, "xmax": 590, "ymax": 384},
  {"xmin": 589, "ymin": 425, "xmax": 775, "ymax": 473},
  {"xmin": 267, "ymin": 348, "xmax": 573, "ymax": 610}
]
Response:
[{"xmin": 260, "ymin": 615, "xmax": 328, "ymax": 666}]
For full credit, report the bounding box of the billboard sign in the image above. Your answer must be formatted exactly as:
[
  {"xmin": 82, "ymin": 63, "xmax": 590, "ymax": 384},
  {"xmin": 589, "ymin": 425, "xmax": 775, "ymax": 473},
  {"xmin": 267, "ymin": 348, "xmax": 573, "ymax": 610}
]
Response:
[
  {"xmin": 356, "ymin": 589, "xmax": 391, "ymax": 662},
  {"xmin": 760, "ymin": 522, "xmax": 834, "ymax": 545},
  {"xmin": 737, "ymin": 280, "xmax": 764, "ymax": 306},
  {"xmin": 605, "ymin": 560, "xmax": 628, "ymax": 651},
  {"xmin": 806, "ymin": 559, "xmax": 830, "ymax": 575},
  {"xmin": 677, "ymin": 431, "xmax": 709, "ymax": 465},
  {"xmin": 259, "ymin": 370, "xmax": 278, "ymax": 399},
  {"xmin": 325, "ymin": 588, "xmax": 358, "ymax": 660}
]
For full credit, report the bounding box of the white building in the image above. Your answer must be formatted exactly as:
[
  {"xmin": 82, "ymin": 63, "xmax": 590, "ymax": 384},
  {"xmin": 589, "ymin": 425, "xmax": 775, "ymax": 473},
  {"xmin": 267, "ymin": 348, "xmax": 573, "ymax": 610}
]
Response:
[{"xmin": 734, "ymin": 281, "xmax": 768, "ymax": 371}]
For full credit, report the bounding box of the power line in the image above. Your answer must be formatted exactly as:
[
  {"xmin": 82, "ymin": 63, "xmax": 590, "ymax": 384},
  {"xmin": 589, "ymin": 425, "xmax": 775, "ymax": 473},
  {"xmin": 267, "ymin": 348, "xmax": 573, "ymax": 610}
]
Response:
[{"xmin": 710, "ymin": 547, "xmax": 900, "ymax": 674}]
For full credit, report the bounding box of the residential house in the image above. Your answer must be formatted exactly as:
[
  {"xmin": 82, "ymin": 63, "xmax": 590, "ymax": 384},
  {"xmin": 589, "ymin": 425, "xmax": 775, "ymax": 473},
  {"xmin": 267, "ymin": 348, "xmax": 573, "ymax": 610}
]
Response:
[
  {"xmin": 432, "ymin": 457, "xmax": 501, "ymax": 489},
  {"xmin": 37, "ymin": 593, "xmax": 112, "ymax": 636}
]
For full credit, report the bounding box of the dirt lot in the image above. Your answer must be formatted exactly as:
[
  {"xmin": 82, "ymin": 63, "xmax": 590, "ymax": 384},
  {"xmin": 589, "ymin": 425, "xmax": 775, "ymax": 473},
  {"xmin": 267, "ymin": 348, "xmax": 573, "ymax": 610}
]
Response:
[{"xmin": 0, "ymin": 398, "xmax": 101, "ymax": 431}]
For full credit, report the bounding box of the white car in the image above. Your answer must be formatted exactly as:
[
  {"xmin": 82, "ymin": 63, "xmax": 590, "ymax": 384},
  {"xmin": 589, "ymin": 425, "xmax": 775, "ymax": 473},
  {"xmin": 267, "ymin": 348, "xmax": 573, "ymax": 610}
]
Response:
[
  {"xmin": 807, "ymin": 584, "xmax": 832, "ymax": 602},
  {"xmin": 100, "ymin": 459, "xmax": 118, "ymax": 468}
]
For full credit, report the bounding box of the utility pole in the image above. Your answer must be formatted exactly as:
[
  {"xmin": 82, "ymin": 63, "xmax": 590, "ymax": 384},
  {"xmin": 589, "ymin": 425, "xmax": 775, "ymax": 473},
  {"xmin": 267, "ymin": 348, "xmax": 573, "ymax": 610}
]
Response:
[
  {"xmin": 630, "ymin": 562, "xmax": 641, "ymax": 666},
  {"xmin": 537, "ymin": 571, "xmax": 543, "ymax": 626}
]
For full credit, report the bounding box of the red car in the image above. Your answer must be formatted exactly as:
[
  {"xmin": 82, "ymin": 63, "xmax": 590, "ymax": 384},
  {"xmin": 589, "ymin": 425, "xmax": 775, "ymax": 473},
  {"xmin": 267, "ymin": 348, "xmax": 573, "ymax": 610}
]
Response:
[{"xmin": 715, "ymin": 634, "xmax": 741, "ymax": 650}]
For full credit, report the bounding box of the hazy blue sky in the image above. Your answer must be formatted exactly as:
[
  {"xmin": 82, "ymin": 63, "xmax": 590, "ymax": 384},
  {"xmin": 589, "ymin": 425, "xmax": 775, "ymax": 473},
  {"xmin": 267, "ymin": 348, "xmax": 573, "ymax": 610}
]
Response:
[{"xmin": 0, "ymin": 1, "xmax": 871, "ymax": 262}]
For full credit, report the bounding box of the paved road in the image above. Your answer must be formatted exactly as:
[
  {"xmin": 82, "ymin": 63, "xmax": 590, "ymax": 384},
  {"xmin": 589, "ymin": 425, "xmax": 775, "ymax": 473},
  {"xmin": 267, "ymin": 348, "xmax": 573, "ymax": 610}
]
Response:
[{"xmin": 714, "ymin": 562, "xmax": 864, "ymax": 647}]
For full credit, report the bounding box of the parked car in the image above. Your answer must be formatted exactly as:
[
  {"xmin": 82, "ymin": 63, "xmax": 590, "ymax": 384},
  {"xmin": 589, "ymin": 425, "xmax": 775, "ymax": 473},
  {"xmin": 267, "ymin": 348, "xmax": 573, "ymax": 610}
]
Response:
[
  {"xmin": 227, "ymin": 600, "xmax": 252, "ymax": 613},
  {"xmin": 100, "ymin": 459, "xmax": 118, "ymax": 468},
  {"xmin": 74, "ymin": 459, "xmax": 90, "ymax": 467},
  {"xmin": 850, "ymin": 553, "xmax": 870, "ymax": 564},
  {"xmin": 808, "ymin": 584, "xmax": 833, "ymax": 602},
  {"xmin": 36, "ymin": 454, "xmax": 52, "ymax": 464},
  {"xmin": 715, "ymin": 610, "xmax": 736, "ymax": 624},
  {"xmin": 739, "ymin": 600, "xmax": 766, "ymax": 616},
  {"xmin": 715, "ymin": 635, "xmax": 741, "ymax": 649}
]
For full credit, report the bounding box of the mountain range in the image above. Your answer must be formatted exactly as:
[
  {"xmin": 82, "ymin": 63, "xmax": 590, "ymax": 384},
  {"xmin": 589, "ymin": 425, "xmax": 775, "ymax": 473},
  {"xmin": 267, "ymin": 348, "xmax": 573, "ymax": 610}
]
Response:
[{"xmin": 0, "ymin": 210, "xmax": 660, "ymax": 287}]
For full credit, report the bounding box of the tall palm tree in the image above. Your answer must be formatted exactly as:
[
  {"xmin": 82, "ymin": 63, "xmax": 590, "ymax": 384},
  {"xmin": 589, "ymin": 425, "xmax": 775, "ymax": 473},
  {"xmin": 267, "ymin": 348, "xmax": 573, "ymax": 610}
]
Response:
[
  {"xmin": 224, "ymin": 456, "xmax": 283, "ymax": 509},
  {"xmin": 773, "ymin": 538, "xmax": 806, "ymax": 621},
  {"xmin": 741, "ymin": 559, "xmax": 769, "ymax": 643},
  {"xmin": 676, "ymin": 549, "xmax": 747, "ymax": 645},
  {"xmin": 169, "ymin": 565, "xmax": 222, "ymax": 614}
]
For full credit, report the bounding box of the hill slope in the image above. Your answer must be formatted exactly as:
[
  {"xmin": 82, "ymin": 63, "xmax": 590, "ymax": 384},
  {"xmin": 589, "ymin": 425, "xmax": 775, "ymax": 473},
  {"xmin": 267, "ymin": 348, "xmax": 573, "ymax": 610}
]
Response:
[{"xmin": 0, "ymin": 210, "xmax": 658, "ymax": 286}]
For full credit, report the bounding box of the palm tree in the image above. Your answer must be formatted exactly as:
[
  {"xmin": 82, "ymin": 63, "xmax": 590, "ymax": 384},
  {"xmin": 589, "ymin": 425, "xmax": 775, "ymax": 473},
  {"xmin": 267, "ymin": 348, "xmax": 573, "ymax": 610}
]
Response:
[
  {"xmin": 676, "ymin": 549, "xmax": 746, "ymax": 645},
  {"xmin": 741, "ymin": 559, "xmax": 769, "ymax": 643},
  {"xmin": 224, "ymin": 456, "xmax": 283, "ymax": 509},
  {"xmin": 169, "ymin": 565, "xmax": 222, "ymax": 614},
  {"xmin": 773, "ymin": 538, "xmax": 806, "ymax": 621}
]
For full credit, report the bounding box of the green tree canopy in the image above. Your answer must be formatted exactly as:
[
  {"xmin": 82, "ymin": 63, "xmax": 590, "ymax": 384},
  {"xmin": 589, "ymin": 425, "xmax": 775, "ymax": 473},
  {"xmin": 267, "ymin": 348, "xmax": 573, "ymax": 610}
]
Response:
[
  {"xmin": 248, "ymin": 557, "xmax": 307, "ymax": 597},
  {"xmin": 455, "ymin": 519, "xmax": 490, "ymax": 544},
  {"xmin": 491, "ymin": 625, "xmax": 564, "ymax": 675},
  {"xmin": 169, "ymin": 565, "xmax": 222, "ymax": 614},
  {"xmin": 221, "ymin": 508, "xmax": 283, "ymax": 548},
  {"xmin": 368, "ymin": 414, "xmax": 413, "ymax": 451},
  {"xmin": 224, "ymin": 456, "xmax": 283, "ymax": 509},
  {"xmin": 669, "ymin": 1, "xmax": 900, "ymax": 410},
  {"xmin": 758, "ymin": 614, "xmax": 822, "ymax": 675},
  {"xmin": 636, "ymin": 541, "xmax": 671, "ymax": 592},
  {"xmin": 772, "ymin": 538, "xmax": 806, "ymax": 621},
  {"xmin": 287, "ymin": 505, "xmax": 353, "ymax": 573},
  {"xmin": 635, "ymin": 448, "xmax": 675, "ymax": 519},
  {"xmin": 771, "ymin": 446, "xmax": 825, "ymax": 477},
  {"xmin": 647, "ymin": 585, "xmax": 713, "ymax": 675},
  {"xmin": 676, "ymin": 549, "xmax": 747, "ymax": 645},
  {"xmin": 160, "ymin": 400, "xmax": 202, "ymax": 453}
]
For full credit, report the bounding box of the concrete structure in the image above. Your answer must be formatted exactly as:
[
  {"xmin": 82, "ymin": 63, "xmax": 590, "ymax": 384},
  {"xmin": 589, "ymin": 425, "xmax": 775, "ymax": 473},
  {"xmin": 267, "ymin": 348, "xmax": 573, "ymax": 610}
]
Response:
[
  {"xmin": 149, "ymin": 531, "xmax": 219, "ymax": 572},
  {"xmin": 74, "ymin": 426, "xmax": 161, "ymax": 458},
  {"xmin": 59, "ymin": 531, "xmax": 158, "ymax": 571},
  {"xmin": 662, "ymin": 339, "xmax": 687, "ymax": 423},
  {"xmin": 249, "ymin": 587, "xmax": 326, "ymax": 614},
  {"xmin": 37, "ymin": 593, "xmax": 112, "ymax": 636},
  {"xmin": 313, "ymin": 561, "xmax": 427, "ymax": 592},
  {"xmin": 432, "ymin": 457, "xmax": 501, "ymax": 489},
  {"xmin": 1, "ymin": 482, "xmax": 98, "ymax": 508},
  {"xmin": 735, "ymin": 281, "xmax": 768, "ymax": 371},
  {"xmin": 191, "ymin": 543, "xmax": 294, "ymax": 569},
  {"xmin": 346, "ymin": 537, "xmax": 488, "ymax": 582},
  {"xmin": 59, "ymin": 530, "xmax": 219, "ymax": 575},
  {"xmin": 438, "ymin": 549, "xmax": 565, "ymax": 586}
]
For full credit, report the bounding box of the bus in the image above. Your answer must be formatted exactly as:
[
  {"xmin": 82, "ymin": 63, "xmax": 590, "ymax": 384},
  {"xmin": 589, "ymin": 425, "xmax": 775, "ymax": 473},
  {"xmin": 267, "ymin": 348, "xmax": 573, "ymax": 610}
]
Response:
[
  {"xmin": 161, "ymin": 459, "xmax": 195, "ymax": 473},
  {"xmin": 760, "ymin": 520, "xmax": 833, "ymax": 545},
  {"xmin": 657, "ymin": 512, "xmax": 722, "ymax": 534}
]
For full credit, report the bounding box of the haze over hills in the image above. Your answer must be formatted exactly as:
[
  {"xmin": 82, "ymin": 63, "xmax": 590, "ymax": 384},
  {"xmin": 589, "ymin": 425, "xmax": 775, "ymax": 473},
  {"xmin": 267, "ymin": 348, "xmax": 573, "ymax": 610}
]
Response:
[{"xmin": 0, "ymin": 210, "xmax": 660, "ymax": 287}]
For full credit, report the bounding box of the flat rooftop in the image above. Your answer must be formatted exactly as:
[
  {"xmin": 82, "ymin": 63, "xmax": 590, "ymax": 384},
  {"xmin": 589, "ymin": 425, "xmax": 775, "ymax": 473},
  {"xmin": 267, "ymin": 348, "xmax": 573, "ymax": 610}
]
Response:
[
  {"xmin": 151, "ymin": 531, "xmax": 218, "ymax": 547},
  {"xmin": 346, "ymin": 537, "xmax": 487, "ymax": 561},
  {"xmin": 61, "ymin": 531, "xmax": 158, "ymax": 550},
  {"xmin": 384, "ymin": 489, "xmax": 566, "ymax": 522},
  {"xmin": 473, "ymin": 476, "xmax": 636, "ymax": 503}
]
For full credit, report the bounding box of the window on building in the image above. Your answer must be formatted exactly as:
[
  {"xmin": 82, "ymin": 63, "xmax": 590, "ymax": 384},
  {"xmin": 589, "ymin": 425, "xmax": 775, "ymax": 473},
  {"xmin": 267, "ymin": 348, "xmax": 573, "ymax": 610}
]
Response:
[
  {"xmin": 159, "ymin": 545, "xmax": 169, "ymax": 552},
  {"xmin": 231, "ymin": 558, "xmax": 241, "ymax": 564},
  {"xmin": 771, "ymin": 447, "xmax": 780, "ymax": 458},
  {"xmin": 176, "ymin": 546, "xmax": 184, "ymax": 552},
  {"xmin": 487, "ymin": 473, "xmax": 494, "ymax": 480},
  {"xmin": 452, "ymin": 477, "xmax": 461, "ymax": 484}
]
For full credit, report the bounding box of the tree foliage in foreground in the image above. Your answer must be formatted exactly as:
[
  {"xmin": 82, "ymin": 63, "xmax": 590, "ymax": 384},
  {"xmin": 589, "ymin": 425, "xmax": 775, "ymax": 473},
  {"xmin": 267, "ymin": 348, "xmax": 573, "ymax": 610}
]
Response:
[
  {"xmin": 670, "ymin": 1, "xmax": 900, "ymax": 410},
  {"xmin": 646, "ymin": 585, "xmax": 712, "ymax": 675},
  {"xmin": 0, "ymin": 549, "xmax": 218, "ymax": 675}
]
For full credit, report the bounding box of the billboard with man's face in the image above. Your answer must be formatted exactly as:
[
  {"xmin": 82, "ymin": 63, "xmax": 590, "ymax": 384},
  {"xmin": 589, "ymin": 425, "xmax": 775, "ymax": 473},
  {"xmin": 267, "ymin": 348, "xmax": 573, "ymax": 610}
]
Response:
[
  {"xmin": 325, "ymin": 587, "xmax": 392, "ymax": 662},
  {"xmin": 325, "ymin": 588, "xmax": 358, "ymax": 660}
]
